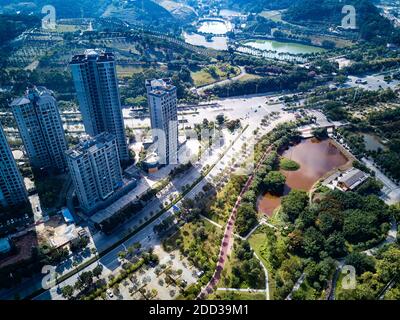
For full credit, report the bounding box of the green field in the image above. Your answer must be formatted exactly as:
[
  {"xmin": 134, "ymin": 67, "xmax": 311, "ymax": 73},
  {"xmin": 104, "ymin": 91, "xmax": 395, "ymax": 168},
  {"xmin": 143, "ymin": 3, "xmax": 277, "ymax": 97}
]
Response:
[
  {"xmin": 191, "ymin": 64, "xmax": 240, "ymax": 87},
  {"xmin": 207, "ymin": 290, "xmax": 266, "ymax": 300},
  {"xmin": 116, "ymin": 65, "xmax": 145, "ymax": 78},
  {"xmin": 259, "ymin": 10, "xmax": 283, "ymax": 22}
]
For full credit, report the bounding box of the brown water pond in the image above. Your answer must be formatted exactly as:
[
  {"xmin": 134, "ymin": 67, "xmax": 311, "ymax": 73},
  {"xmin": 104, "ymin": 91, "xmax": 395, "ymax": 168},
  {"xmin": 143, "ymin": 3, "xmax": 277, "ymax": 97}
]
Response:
[{"xmin": 257, "ymin": 138, "xmax": 349, "ymax": 217}]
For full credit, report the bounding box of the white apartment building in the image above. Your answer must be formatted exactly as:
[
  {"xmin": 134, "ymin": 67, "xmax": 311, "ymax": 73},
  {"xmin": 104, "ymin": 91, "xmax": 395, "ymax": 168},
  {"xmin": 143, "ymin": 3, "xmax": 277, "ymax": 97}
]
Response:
[
  {"xmin": 70, "ymin": 49, "xmax": 129, "ymax": 162},
  {"xmin": 65, "ymin": 132, "xmax": 123, "ymax": 213},
  {"xmin": 10, "ymin": 86, "xmax": 67, "ymax": 172},
  {"xmin": 145, "ymin": 78, "xmax": 178, "ymax": 164},
  {"xmin": 0, "ymin": 124, "xmax": 28, "ymax": 207}
]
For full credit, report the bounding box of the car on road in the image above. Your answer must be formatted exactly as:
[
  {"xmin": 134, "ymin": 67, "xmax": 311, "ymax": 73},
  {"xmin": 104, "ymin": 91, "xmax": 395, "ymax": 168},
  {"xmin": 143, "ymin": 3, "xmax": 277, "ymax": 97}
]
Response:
[
  {"xmin": 196, "ymin": 271, "xmax": 204, "ymax": 277},
  {"xmin": 106, "ymin": 289, "xmax": 113, "ymax": 298}
]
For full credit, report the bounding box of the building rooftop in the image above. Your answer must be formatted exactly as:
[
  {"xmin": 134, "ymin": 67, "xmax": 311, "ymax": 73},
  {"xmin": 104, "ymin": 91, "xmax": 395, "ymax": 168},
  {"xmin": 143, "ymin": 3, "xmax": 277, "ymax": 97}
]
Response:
[
  {"xmin": 146, "ymin": 78, "xmax": 176, "ymax": 96},
  {"xmin": 10, "ymin": 86, "xmax": 54, "ymax": 107},
  {"xmin": 70, "ymin": 49, "xmax": 115, "ymax": 64},
  {"xmin": 65, "ymin": 132, "xmax": 116, "ymax": 159},
  {"xmin": 10, "ymin": 96, "xmax": 30, "ymax": 107},
  {"xmin": 338, "ymin": 168, "xmax": 369, "ymax": 190}
]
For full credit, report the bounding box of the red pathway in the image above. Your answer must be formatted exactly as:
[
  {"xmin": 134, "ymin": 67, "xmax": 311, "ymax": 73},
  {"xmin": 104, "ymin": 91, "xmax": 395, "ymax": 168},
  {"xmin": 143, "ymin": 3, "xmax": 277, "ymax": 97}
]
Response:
[{"xmin": 198, "ymin": 145, "xmax": 274, "ymax": 299}]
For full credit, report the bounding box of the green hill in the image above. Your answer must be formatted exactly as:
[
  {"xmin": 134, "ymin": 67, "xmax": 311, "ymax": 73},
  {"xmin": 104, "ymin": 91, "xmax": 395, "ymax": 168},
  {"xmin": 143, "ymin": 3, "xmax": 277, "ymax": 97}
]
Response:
[
  {"xmin": 102, "ymin": 0, "xmax": 180, "ymax": 30},
  {"xmin": 283, "ymin": 0, "xmax": 400, "ymax": 44},
  {"xmin": 0, "ymin": 14, "xmax": 40, "ymax": 44}
]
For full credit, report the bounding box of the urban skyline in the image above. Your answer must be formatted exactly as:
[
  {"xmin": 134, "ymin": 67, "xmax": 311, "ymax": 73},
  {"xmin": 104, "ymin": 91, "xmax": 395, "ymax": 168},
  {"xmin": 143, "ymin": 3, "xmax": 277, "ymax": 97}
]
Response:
[{"xmin": 70, "ymin": 49, "xmax": 129, "ymax": 162}]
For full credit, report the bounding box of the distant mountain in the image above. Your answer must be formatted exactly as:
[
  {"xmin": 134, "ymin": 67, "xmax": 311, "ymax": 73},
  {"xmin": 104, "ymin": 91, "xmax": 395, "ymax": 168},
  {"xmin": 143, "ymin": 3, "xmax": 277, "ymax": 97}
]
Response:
[
  {"xmin": 227, "ymin": 0, "xmax": 299, "ymax": 12},
  {"xmin": 0, "ymin": 14, "xmax": 40, "ymax": 44},
  {"xmin": 283, "ymin": 0, "xmax": 400, "ymax": 43},
  {"xmin": 227, "ymin": 0, "xmax": 399, "ymax": 44},
  {"xmin": 0, "ymin": 0, "xmax": 111, "ymax": 18}
]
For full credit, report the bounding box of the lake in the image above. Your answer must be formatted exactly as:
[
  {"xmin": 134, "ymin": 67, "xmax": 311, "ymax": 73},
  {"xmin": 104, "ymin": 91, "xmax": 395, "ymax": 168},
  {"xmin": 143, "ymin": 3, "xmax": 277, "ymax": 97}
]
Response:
[
  {"xmin": 198, "ymin": 20, "xmax": 232, "ymax": 35},
  {"xmin": 362, "ymin": 133, "xmax": 386, "ymax": 152},
  {"xmin": 257, "ymin": 138, "xmax": 349, "ymax": 217},
  {"xmin": 243, "ymin": 39, "xmax": 325, "ymax": 55},
  {"xmin": 182, "ymin": 32, "xmax": 228, "ymax": 50}
]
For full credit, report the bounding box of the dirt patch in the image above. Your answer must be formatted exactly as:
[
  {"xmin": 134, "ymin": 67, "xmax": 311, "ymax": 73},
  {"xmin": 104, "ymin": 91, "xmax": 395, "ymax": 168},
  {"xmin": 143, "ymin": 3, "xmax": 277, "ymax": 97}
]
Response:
[{"xmin": 0, "ymin": 232, "xmax": 38, "ymax": 268}]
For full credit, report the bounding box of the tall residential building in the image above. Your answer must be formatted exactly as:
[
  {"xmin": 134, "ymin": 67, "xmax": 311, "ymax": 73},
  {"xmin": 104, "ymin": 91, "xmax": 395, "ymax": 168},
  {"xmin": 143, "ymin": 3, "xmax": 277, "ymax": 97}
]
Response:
[
  {"xmin": 0, "ymin": 124, "xmax": 28, "ymax": 207},
  {"xmin": 65, "ymin": 132, "xmax": 123, "ymax": 213},
  {"xmin": 10, "ymin": 86, "xmax": 67, "ymax": 172},
  {"xmin": 145, "ymin": 78, "xmax": 178, "ymax": 164},
  {"xmin": 69, "ymin": 49, "xmax": 129, "ymax": 162}
]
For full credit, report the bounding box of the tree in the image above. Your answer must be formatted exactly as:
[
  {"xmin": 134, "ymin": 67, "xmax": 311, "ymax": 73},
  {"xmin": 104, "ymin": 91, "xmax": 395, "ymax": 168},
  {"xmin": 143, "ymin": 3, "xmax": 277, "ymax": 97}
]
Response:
[
  {"xmin": 302, "ymin": 227, "xmax": 325, "ymax": 259},
  {"xmin": 60, "ymin": 285, "xmax": 74, "ymax": 299},
  {"xmin": 377, "ymin": 246, "xmax": 400, "ymax": 282},
  {"xmin": 312, "ymin": 127, "xmax": 328, "ymax": 140},
  {"xmin": 235, "ymin": 203, "xmax": 258, "ymax": 236},
  {"xmin": 356, "ymin": 178, "xmax": 383, "ymax": 196},
  {"xmin": 345, "ymin": 252, "xmax": 376, "ymax": 276},
  {"xmin": 305, "ymin": 257, "xmax": 336, "ymax": 290},
  {"xmin": 281, "ymin": 190, "xmax": 309, "ymax": 223},
  {"xmin": 325, "ymin": 232, "xmax": 347, "ymax": 258},
  {"xmin": 92, "ymin": 264, "xmax": 104, "ymax": 278},
  {"xmin": 75, "ymin": 271, "xmax": 93, "ymax": 291},
  {"xmin": 263, "ymin": 171, "xmax": 286, "ymax": 195},
  {"xmin": 216, "ymin": 114, "xmax": 225, "ymax": 126},
  {"xmin": 343, "ymin": 209, "xmax": 378, "ymax": 244}
]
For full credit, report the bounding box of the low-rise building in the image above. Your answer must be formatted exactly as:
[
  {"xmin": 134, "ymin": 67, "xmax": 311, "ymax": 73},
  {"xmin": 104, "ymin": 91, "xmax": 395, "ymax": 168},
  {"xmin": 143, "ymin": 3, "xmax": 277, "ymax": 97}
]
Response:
[
  {"xmin": 323, "ymin": 167, "xmax": 369, "ymax": 192},
  {"xmin": 337, "ymin": 168, "xmax": 369, "ymax": 191}
]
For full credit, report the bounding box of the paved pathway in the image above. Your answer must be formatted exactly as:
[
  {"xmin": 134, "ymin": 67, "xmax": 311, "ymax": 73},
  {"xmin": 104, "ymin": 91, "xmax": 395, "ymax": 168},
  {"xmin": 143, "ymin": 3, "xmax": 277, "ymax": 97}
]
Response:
[
  {"xmin": 286, "ymin": 273, "xmax": 305, "ymax": 300},
  {"xmin": 198, "ymin": 145, "xmax": 275, "ymax": 299},
  {"xmin": 253, "ymin": 251, "xmax": 270, "ymax": 300}
]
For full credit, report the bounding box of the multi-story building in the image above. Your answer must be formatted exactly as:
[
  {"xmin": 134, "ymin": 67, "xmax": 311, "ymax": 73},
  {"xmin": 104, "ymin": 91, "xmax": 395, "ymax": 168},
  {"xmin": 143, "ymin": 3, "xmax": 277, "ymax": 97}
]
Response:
[
  {"xmin": 10, "ymin": 86, "xmax": 67, "ymax": 172},
  {"xmin": 70, "ymin": 49, "xmax": 129, "ymax": 162},
  {"xmin": 0, "ymin": 124, "xmax": 28, "ymax": 207},
  {"xmin": 145, "ymin": 78, "xmax": 178, "ymax": 164},
  {"xmin": 65, "ymin": 132, "xmax": 123, "ymax": 213}
]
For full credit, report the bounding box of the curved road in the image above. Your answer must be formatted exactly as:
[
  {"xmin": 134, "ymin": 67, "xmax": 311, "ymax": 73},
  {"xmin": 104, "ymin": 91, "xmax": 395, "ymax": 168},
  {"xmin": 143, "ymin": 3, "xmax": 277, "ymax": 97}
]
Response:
[{"xmin": 196, "ymin": 67, "xmax": 247, "ymax": 95}]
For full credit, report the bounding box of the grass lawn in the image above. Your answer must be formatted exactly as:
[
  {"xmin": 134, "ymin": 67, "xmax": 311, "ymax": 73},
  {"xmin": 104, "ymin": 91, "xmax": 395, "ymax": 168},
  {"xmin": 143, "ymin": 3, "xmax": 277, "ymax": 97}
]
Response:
[
  {"xmin": 248, "ymin": 225, "xmax": 276, "ymax": 297},
  {"xmin": 207, "ymin": 290, "xmax": 266, "ymax": 300},
  {"xmin": 116, "ymin": 66, "xmax": 144, "ymax": 78},
  {"xmin": 191, "ymin": 64, "xmax": 240, "ymax": 87},
  {"xmin": 49, "ymin": 24, "xmax": 81, "ymax": 33},
  {"xmin": 237, "ymin": 73, "xmax": 262, "ymax": 82},
  {"xmin": 259, "ymin": 10, "xmax": 283, "ymax": 22}
]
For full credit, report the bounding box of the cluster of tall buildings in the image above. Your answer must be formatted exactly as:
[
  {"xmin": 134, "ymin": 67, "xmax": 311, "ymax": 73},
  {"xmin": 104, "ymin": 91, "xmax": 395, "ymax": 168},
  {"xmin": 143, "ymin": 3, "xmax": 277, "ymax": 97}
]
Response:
[{"xmin": 1, "ymin": 48, "xmax": 179, "ymax": 215}]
